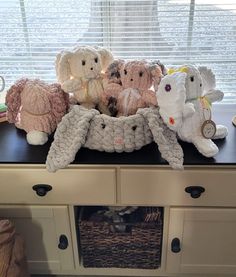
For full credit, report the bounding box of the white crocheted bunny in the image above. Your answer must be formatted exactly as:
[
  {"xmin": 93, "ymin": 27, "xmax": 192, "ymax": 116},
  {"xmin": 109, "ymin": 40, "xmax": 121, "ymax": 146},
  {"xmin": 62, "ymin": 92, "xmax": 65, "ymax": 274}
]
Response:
[
  {"xmin": 157, "ymin": 65, "xmax": 228, "ymax": 157},
  {"xmin": 156, "ymin": 72, "xmax": 195, "ymax": 132},
  {"xmin": 56, "ymin": 46, "xmax": 114, "ymax": 109}
]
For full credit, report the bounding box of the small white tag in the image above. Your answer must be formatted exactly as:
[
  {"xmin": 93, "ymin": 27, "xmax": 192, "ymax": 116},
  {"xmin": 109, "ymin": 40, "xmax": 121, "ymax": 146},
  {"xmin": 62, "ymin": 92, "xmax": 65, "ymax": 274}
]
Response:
[{"xmin": 203, "ymin": 108, "xmax": 211, "ymax": 121}]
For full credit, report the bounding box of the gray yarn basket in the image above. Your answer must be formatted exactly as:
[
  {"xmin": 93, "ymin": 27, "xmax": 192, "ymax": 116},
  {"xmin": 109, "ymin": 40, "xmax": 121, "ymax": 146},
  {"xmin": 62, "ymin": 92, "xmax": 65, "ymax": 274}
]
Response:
[{"xmin": 46, "ymin": 105, "xmax": 184, "ymax": 172}]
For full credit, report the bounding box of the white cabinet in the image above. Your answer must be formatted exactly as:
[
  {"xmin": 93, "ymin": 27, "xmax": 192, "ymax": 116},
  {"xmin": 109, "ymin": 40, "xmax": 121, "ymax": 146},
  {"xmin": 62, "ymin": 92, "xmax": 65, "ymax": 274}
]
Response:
[
  {"xmin": 167, "ymin": 208, "xmax": 236, "ymax": 275},
  {"xmin": 0, "ymin": 205, "xmax": 74, "ymax": 274},
  {"xmin": 1, "ymin": 165, "xmax": 236, "ymax": 276}
]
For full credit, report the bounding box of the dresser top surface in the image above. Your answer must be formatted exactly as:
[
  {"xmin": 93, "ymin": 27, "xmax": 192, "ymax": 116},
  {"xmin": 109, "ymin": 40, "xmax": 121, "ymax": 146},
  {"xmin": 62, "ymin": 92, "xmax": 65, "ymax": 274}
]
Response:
[{"xmin": 0, "ymin": 107, "xmax": 235, "ymax": 166}]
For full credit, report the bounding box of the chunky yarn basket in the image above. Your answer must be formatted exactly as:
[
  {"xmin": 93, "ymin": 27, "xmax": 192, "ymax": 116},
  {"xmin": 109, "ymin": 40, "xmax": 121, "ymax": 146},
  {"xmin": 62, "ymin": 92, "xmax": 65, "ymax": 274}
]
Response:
[{"xmin": 46, "ymin": 105, "xmax": 184, "ymax": 172}]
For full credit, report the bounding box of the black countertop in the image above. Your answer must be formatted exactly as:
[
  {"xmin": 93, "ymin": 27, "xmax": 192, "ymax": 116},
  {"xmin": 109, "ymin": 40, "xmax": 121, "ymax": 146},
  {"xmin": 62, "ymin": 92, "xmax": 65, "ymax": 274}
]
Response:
[{"xmin": 0, "ymin": 108, "xmax": 236, "ymax": 166}]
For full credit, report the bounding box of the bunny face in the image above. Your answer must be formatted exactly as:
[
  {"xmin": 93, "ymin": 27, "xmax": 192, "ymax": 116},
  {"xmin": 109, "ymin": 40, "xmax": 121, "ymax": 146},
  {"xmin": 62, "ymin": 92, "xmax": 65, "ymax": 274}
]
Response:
[
  {"xmin": 56, "ymin": 46, "xmax": 114, "ymax": 83},
  {"xmin": 70, "ymin": 48, "xmax": 103, "ymax": 79},
  {"xmin": 120, "ymin": 61, "xmax": 153, "ymax": 91},
  {"xmin": 182, "ymin": 65, "xmax": 204, "ymax": 100}
]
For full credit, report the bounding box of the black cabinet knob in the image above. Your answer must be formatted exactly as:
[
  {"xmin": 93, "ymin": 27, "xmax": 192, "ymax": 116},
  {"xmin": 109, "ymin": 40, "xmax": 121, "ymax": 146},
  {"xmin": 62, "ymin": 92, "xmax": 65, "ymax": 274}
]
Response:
[
  {"xmin": 58, "ymin": 234, "xmax": 68, "ymax": 250},
  {"xmin": 185, "ymin": 186, "xmax": 205, "ymax": 199},
  {"xmin": 32, "ymin": 184, "xmax": 52, "ymax": 197},
  {"xmin": 171, "ymin": 237, "xmax": 181, "ymax": 253}
]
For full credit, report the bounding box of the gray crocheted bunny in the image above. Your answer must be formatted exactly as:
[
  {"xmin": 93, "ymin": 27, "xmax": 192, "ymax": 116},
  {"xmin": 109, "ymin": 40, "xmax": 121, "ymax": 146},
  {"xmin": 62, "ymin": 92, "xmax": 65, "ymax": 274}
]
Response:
[{"xmin": 46, "ymin": 105, "xmax": 183, "ymax": 172}]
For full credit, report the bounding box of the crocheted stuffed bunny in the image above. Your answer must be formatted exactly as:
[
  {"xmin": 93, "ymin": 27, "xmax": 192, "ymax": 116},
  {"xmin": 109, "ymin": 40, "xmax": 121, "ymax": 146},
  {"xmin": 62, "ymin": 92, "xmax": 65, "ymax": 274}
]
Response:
[
  {"xmin": 6, "ymin": 78, "xmax": 69, "ymax": 145},
  {"xmin": 101, "ymin": 60, "xmax": 163, "ymax": 116},
  {"xmin": 157, "ymin": 72, "xmax": 195, "ymax": 132},
  {"xmin": 157, "ymin": 65, "xmax": 228, "ymax": 157},
  {"xmin": 56, "ymin": 46, "xmax": 114, "ymax": 109}
]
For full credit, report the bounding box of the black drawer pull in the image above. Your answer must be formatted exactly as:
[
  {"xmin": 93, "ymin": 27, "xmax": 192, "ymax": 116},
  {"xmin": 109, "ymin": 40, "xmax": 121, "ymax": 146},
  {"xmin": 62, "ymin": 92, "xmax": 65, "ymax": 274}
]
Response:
[
  {"xmin": 171, "ymin": 237, "xmax": 181, "ymax": 253},
  {"xmin": 185, "ymin": 186, "xmax": 205, "ymax": 199},
  {"xmin": 32, "ymin": 184, "xmax": 52, "ymax": 197},
  {"xmin": 58, "ymin": 234, "xmax": 68, "ymax": 250}
]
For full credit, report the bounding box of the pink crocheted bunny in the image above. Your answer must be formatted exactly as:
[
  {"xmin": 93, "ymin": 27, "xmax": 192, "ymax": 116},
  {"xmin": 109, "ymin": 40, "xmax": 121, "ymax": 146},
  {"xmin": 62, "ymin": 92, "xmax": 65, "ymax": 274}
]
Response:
[
  {"xmin": 6, "ymin": 78, "xmax": 69, "ymax": 145},
  {"xmin": 102, "ymin": 60, "xmax": 163, "ymax": 116}
]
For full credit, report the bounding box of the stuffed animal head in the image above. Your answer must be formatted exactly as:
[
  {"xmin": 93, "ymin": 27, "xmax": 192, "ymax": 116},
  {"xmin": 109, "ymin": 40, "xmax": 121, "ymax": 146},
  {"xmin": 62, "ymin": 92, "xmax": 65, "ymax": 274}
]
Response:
[
  {"xmin": 168, "ymin": 65, "xmax": 204, "ymax": 100},
  {"xmin": 56, "ymin": 46, "xmax": 114, "ymax": 83},
  {"xmin": 106, "ymin": 60, "xmax": 163, "ymax": 91}
]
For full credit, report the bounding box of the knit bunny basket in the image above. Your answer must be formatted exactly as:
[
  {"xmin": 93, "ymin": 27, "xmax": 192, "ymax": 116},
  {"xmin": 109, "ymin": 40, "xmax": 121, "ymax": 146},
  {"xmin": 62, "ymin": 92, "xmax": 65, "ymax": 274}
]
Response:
[{"xmin": 46, "ymin": 105, "xmax": 184, "ymax": 172}]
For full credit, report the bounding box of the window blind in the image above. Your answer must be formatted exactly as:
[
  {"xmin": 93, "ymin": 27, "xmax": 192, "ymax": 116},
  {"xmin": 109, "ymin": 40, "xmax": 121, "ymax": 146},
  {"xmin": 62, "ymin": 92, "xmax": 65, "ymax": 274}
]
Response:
[{"xmin": 1, "ymin": 0, "xmax": 236, "ymax": 103}]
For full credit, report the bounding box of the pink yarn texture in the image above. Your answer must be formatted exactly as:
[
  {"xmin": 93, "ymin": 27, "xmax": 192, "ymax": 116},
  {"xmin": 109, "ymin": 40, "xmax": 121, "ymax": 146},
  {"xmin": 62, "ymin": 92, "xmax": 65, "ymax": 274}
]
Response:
[
  {"xmin": 6, "ymin": 78, "xmax": 69, "ymax": 134},
  {"xmin": 102, "ymin": 60, "xmax": 163, "ymax": 116}
]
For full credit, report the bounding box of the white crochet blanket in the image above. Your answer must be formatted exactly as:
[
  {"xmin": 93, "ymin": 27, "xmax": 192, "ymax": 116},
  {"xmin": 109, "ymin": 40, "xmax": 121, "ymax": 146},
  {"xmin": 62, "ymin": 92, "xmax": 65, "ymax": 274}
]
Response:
[{"xmin": 46, "ymin": 105, "xmax": 184, "ymax": 172}]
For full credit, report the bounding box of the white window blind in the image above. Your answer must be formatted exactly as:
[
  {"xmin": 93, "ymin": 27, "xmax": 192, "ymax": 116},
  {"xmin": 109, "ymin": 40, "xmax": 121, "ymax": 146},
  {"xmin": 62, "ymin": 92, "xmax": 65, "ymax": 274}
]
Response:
[{"xmin": 1, "ymin": 0, "xmax": 236, "ymax": 103}]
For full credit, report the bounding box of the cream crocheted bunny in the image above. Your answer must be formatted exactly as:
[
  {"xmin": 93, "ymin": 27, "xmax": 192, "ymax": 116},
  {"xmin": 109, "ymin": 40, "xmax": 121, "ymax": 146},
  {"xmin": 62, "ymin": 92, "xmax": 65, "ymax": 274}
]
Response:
[
  {"xmin": 157, "ymin": 65, "xmax": 228, "ymax": 157},
  {"xmin": 101, "ymin": 60, "xmax": 163, "ymax": 116},
  {"xmin": 56, "ymin": 46, "xmax": 114, "ymax": 109}
]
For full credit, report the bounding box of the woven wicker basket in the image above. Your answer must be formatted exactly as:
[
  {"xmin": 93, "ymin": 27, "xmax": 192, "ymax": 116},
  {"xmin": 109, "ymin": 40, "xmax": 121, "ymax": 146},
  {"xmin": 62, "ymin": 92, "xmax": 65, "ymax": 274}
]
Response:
[{"xmin": 78, "ymin": 207, "xmax": 163, "ymax": 269}]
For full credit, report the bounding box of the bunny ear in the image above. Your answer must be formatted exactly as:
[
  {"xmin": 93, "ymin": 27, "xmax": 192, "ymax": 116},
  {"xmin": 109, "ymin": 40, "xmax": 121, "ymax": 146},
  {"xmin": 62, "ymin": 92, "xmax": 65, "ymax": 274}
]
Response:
[
  {"xmin": 149, "ymin": 63, "xmax": 163, "ymax": 90},
  {"xmin": 105, "ymin": 59, "xmax": 125, "ymax": 79},
  {"xmin": 46, "ymin": 106, "xmax": 99, "ymax": 172},
  {"xmin": 151, "ymin": 60, "xmax": 167, "ymax": 75},
  {"xmin": 6, "ymin": 78, "xmax": 28, "ymax": 123},
  {"xmin": 55, "ymin": 50, "xmax": 73, "ymax": 84},
  {"xmin": 49, "ymin": 83, "xmax": 69, "ymax": 124},
  {"xmin": 198, "ymin": 66, "xmax": 216, "ymax": 91},
  {"xmin": 95, "ymin": 47, "xmax": 114, "ymax": 71},
  {"xmin": 138, "ymin": 107, "xmax": 184, "ymax": 170}
]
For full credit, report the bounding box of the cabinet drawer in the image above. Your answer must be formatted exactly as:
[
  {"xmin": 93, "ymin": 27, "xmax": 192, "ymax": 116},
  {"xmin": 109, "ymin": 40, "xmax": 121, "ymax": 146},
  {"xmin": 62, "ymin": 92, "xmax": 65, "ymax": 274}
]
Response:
[
  {"xmin": 0, "ymin": 167, "xmax": 116, "ymax": 204},
  {"xmin": 120, "ymin": 168, "xmax": 236, "ymax": 206}
]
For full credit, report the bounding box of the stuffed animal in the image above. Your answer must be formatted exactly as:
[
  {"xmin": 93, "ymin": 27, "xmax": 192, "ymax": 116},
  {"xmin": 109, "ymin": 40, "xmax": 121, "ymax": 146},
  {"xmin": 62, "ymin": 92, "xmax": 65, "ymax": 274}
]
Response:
[
  {"xmin": 233, "ymin": 115, "xmax": 236, "ymax": 127},
  {"xmin": 157, "ymin": 65, "xmax": 228, "ymax": 157},
  {"xmin": 46, "ymin": 105, "xmax": 184, "ymax": 172},
  {"xmin": 157, "ymin": 72, "xmax": 195, "ymax": 131},
  {"xmin": 55, "ymin": 45, "xmax": 114, "ymax": 109},
  {"xmin": 6, "ymin": 78, "xmax": 69, "ymax": 145},
  {"xmin": 101, "ymin": 60, "xmax": 163, "ymax": 116}
]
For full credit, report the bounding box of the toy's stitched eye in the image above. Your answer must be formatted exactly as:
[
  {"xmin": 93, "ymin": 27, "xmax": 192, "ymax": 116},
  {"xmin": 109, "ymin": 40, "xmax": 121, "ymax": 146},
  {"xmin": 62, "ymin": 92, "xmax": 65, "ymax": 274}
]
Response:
[
  {"xmin": 132, "ymin": 125, "xmax": 137, "ymax": 131},
  {"xmin": 190, "ymin": 76, "xmax": 194, "ymax": 82},
  {"xmin": 94, "ymin": 57, "xmax": 98, "ymax": 63},
  {"xmin": 101, "ymin": 123, "xmax": 106, "ymax": 129},
  {"xmin": 200, "ymin": 83, "xmax": 202, "ymax": 87},
  {"xmin": 124, "ymin": 69, "xmax": 127, "ymax": 75},
  {"xmin": 165, "ymin": 84, "xmax": 171, "ymax": 92},
  {"xmin": 82, "ymin": 60, "xmax": 86, "ymax": 66},
  {"xmin": 139, "ymin": 72, "xmax": 143, "ymax": 77}
]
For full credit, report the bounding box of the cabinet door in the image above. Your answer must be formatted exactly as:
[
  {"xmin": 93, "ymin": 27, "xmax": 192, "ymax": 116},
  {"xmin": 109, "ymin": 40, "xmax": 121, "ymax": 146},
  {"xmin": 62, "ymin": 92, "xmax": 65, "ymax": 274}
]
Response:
[
  {"xmin": 167, "ymin": 208, "xmax": 236, "ymax": 274},
  {"xmin": 0, "ymin": 205, "xmax": 74, "ymax": 274}
]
